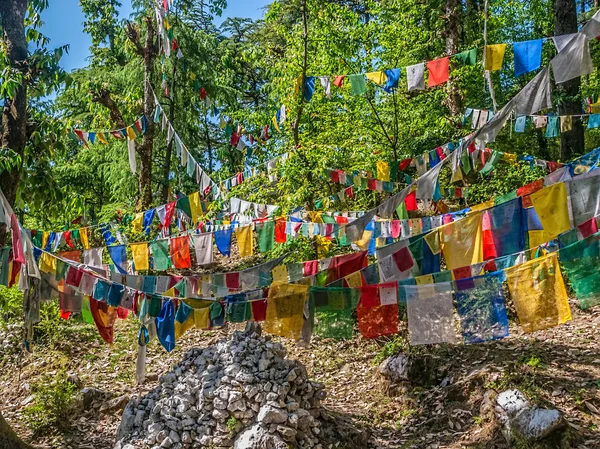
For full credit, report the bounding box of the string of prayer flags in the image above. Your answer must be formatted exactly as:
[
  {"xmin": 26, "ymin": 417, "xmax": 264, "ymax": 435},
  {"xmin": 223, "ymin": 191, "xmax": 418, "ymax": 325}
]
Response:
[
  {"xmin": 71, "ymin": 116, "xmax": 146, "ymax": 147},
  {"xmin": 484, "ymin": 44, "xmax": 507, "ymax": 71},
  {"xmin": 513, "ymin": 39, "xmax": 543, "ymax": 77},
  {"xmin": 505, "ymin": 253, "xmax": 571, "ymax": 333},
  {"xmin": 427, "ymin": 57, "xmax": 449, "ymax": 87}
]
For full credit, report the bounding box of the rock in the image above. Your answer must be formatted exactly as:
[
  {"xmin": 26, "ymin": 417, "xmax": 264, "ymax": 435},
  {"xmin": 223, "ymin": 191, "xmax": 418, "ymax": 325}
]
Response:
[
  {"xmin": 276, "ymin": 424, "xmax": 297, "ymax": 441},
  {"xmin": 101, "ymin": 395, "xmax": 130, "ymax": 413},
  {"xmin": 378, "ymin": 353, "xmax": 443, "ymax": 386},
  {"xmin": 512, "ymin": 407, "xmax": 565, "ymax": 441},
  {"xmin": 257, "ymin": 405, "xmax": 288, "ymax": 424},
  {"xmin": 495, "ymin": 389, "xmax": 566, "ymax": 445},
  {"xmin": 159, "ymin": 436, "xmax": 173, "ymax": 448},
  {"xmin": 82, "ymin": 387, "xmax": 111, "ymax": 407},
  {"xmin": 234, "ymin": 423, "xmax": 289, "ymax": 449},
  {"xmin": 496, "ymin": 389, "xmax": 529, "ymax": 416}
]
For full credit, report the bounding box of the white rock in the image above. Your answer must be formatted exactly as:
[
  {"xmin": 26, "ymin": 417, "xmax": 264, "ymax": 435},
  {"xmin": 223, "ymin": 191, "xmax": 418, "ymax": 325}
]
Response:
[{"xmin": 257, "ymin": 405, "xmax": 288, "ymax": 424}]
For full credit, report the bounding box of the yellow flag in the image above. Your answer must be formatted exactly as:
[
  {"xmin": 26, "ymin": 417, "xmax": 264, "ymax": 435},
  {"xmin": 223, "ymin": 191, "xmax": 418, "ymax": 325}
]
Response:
[
  {"xmin": 376, "ymin": 161, "xmax": 390, "ymax": 181},
  {"xmin": 441, "ymin": 211, "xmax": 483, "ymax": 270},
  {"xmin": 219, "ymin": 115, "xmax": 227, "ymax": 129},
  {"xmin": 354, "ymin": 230, "xmax": 372, "ymax": 250},
  {"xmin": 424, "ymin": 230, "xmax": 441, "ymax": 255},
  {"xmin": 485, "ymin": 44, "xmax": 507, "ymax": 71},
  {"xmin": 40, "ymin": 252, "xmax": 56, "ymax": 273},
  {"xmin": 164, "ymin": 287, "xmax": 176, "ymax": 297},
  {"xmin": 469, "ymin": 198, "xmax": 495, "ymax": 213},
  {"xmin": 308, "ymin": 211, "xmax": 323, "ymax": 223},
  {"xmin": 505, "ymin": 252, "xmax": 571, "ymax": 333},
  {"xmin": 530, "ymin": 182, "xmax": 571, "ymax": 239},
  {"xmin": 410, "ymin": 219, "xmax": 421, "ymax": 236},
  {"xmin": 80, "ymin": 227, "xmax": 90, "ymax": 249},
  {"xmin": 272, "ymin": 115, "xmax": 281, "ymax": 133},
  {"xmin": 272, "ymin": 265, "xmax": 288, "ymax": 283},
  {"xmin": 188, "ymin": 192, "xmax": 204, "ymax": 223},
  {"xmin": 265, "ymin": 282, "xmax": 309, "ymax": 339},
  {"xmin": 450, "ymin": 165, "xmax": 464, "ymax": 183},
  {"xmin": 130, "ymin": 242, "xmax": 149, "ymax": 271},
  {"xmin": 131, "ymin": 213, "xmax": 144, "ymax": 233},
  {"xmin": 415, "ymin": 274, "xmax": 434, "ymax": 285},
  {"xmin": 344, "ymin": 271, "xmax": 364, "ymax": 288},
  {"xmin": 366, "ymin": 71, "xmax": 387, "ymax": 85},
  {"xmin": 235, "ymin": 226, "xmax": 253, "ymax": 258},
  {"xmin": 97, "ymin": 132, "xmax": 108, "ymax": 144},
  {"xmin": 126, "ymin": 126, "xmax": 136, "ymax": 140}
]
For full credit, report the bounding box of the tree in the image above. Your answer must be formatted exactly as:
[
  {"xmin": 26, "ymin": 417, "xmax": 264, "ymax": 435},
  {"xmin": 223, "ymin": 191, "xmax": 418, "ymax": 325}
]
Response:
[{"xmin": 555, "ymin": 0, "xmax": 585, "ymax": 160}]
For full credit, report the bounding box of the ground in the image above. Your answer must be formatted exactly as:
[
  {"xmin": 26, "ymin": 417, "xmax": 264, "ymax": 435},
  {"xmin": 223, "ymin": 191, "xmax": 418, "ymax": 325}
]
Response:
[{"xmin": 1, "ymin": 297, "xmax": 600, "ymax": 449}]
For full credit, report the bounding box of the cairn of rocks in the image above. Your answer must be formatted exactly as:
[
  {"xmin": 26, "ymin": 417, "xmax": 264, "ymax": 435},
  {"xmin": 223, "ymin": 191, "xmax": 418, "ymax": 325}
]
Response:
[{"xmin": 115, "ymin": 328, "xmax": 327, "ymax": 449}]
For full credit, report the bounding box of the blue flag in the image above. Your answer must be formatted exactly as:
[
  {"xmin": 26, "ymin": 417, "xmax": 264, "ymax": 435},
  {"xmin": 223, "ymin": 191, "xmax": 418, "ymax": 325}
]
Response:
[
  {"xmin": 513, "ymin": 39, "xmax": 543, "ymax": 77},
  {"xmin": 143, "ymin": 209, "xmax": 155, "ymax": 235},
  {"xmin": 383, "ymin": 68, "xmax": 401, "ymax": 93},
  {"xmin": 304, "ymin": 76, "xmax": 316, "ymax": 102},
  {"xmin": 107, "ymin": 245, "xmax": 128, "ymax": 275},
  {"xmin": 155, "ymin": 299, "xmax": 176, "ymax": 352},
  {"xmin": 515, "ymin": 115, "xmax": 527, "ymax": 132},
  {"xmin": 214, "ymin": 228, "xmax": 233, "ymax": 256}
]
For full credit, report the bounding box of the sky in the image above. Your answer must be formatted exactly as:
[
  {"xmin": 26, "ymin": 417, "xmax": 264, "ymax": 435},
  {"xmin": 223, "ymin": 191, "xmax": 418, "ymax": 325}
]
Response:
[{"xmin": 40, "ymin": 0, "xmax": 270, "ymax": 72}]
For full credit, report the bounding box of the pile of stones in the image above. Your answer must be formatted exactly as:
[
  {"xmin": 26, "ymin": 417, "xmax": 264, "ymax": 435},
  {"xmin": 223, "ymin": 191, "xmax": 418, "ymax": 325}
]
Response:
[{"xmin": 115, "ymin": 328, "xmax": 327, "ymax": 449}]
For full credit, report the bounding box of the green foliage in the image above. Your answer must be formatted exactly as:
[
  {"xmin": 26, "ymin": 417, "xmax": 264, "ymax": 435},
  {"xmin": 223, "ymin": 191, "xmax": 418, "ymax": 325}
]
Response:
[
  {"xmin": 23, "ymin": 370, "xmax": 78, "ymax": 434},
  {"xmin": 0, "ymin": 285, "xmax": 24, "ymax": 323},
  {"xmin": 226, "ymin": 416, "xmax": 239, "ymax": 434}
]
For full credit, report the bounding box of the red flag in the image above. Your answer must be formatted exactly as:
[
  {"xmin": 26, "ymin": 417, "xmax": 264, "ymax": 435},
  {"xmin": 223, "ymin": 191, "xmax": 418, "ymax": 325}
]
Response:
[
  {"xmin": 427, "ymin": 57, "xmax": 449, "ymax": 87},
  {"xmin": 333, "ymin": 75, "xmax": 345, "ymax": 88}
]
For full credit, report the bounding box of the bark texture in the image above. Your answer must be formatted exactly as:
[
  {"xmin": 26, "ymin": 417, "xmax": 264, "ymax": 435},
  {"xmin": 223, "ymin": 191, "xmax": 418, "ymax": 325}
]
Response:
[{"xmin": 0, "ymin": 0, "xmax": 28, "ymax": 208}]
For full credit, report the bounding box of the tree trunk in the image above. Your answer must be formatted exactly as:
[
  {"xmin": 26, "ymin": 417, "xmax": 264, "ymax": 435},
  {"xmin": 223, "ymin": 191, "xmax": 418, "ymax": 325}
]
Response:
[
  {"xmin": 0, "ymin": 0, "xmax": 28, "ymax": 209},
  {"xmin": 444, "ymin": 0, "xmax": 462, "ymax": 116},
  {"xmin": 291, "ymin": 0, "xmax": 308, "ymax": 149},
  {"xmin": 0, "ymin": 411, "xmax": 33, "ymax": 449},
  {"xmin": 138, "ymin": 16, "xmax": 157, "ymax": 210},
  {"xmin": 555, "ymin": 0, "xmax": 584, "ymax": 160}
]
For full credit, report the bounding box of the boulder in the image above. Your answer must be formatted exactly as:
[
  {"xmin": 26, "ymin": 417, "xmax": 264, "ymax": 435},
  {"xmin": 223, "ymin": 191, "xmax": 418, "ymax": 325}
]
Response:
[
  {"xmin": 234, "ymin": 423, "xmax": 288, "ymax": 449},
  {"xmin": 378, "ymin": 353, "xmax": 444, "ymax": 387}
]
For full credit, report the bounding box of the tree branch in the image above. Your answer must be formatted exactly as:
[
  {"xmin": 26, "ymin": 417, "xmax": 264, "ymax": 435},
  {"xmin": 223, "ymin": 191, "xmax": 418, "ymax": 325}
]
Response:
[
  {"xmin": 125, "ymin": 21, "xmax": 144, "ymax": 57},
  {"xmin": 91, "ymin": 88, "xmax": 127, "ymax": 129}
]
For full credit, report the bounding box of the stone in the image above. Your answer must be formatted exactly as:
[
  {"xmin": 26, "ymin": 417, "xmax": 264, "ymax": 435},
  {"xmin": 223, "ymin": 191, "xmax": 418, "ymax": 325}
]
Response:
[
  {"xmin": 181, "ymin": 431, "xmax": 192, "ymax": 444},
  {"xmin": 234, "ymin": 423, "xmax": 289, "ymax": 449},
  {"xmin": 168, "ymin": 430, "xmax": 180, "ymax": 443},
  {"xmin": 496, "ymin": 389, "xmax": 529, "ymax": 416},
  {"xmin": 512, "ymin": 408, "xmax": 565, "ymax": 441},
  {"xmin": 276, "ymin": 425, "xmax": 297, "ymax": 441},
  {"xmin": 159, "ymin": 436, "xmax": 173, "ymax": 448},
  {"xmin": 81, "ymin": 387, "xmax": 111, "ymax": 407},
  {"xmin": 257, "ymin": 405, "xmax": 288, "ymax": 424},
  {"xmin": 101, "ymin": 395, "xmax": 130, "ymax": 413}
]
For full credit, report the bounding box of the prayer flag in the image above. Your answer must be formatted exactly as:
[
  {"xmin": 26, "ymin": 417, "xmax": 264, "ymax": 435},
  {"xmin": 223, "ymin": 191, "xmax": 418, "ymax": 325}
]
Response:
[
  {"xmin": 170, "ymin": 235, "xmax": 191, "ymax": 269},
  {"xmin": 130, "ymin": 242, "xmax": 149, "ymax": 271},
  {"xmin": 155, "ymin": 299, "xmax": 176, "ymax": 352},
  {"xmin": 235, "ymin": 226, "xmax": 253, "ymax": 258},
  {"xmin": 427, "ymin": 57, "xmax": 449, "ymax": 87},
  {"xmin": 505, "ymin": 253, "xmax": 571, "ymax": 332},
  {"xmin": 303, "ymin": 76, "xmax": 315, "ymax": 102},
  {"xmin": 545, "ymin": 116, "xmax": 560, "ymax": 138},
  {"xmin": 530, "ymin": 182, "xmax": 571, "ymax": 239},
  {"xmin": 257, "ymin": 221, "xmax": 275, "ymax": 252},
  {"xmin": 376, "ymin": 161, "xmax": 390, "ymax": 181},
  {"xmin": 441, "ymin": 212, "xmax": 483, "ymax": 270},
  {"xmin": 150, "ymin": 240, "xmax": 171, "ymax": 271},
  {"xmin": 513, "ymin": 39, "xmax": 543, "ymax": 77},
  {"xmin": 333, "ymin": 75, "xmax": 345, "ymax": 88},
  {"xmin": 484, "ymin": 44, "xmax": 506, "ymax": 71},
  {"xmin": 406, "ymin": 282, "xmax": 456, "ymax": 345},
  {"xmin": 107, "ymin": 245, "xmax": 128, "ymax": 275},
  {"xmin": 264, "ymin": 282, "xmax": 310, "ymax": 340},
  {"xmin": 349, "ymin": 74, "xmax": 367, "ymax": 96},
  {"xmin": 214, "ymin": 228, "xmax": 233, "ymax": 257},
  {"xmin": 515, "ymin": 115, "xmax": 526, "ymax": 132},
  {"xmin": 383, "ymin": 68, "xmax": 401, "ymax": 93},
  {"xmin": 455, "ymin": 48, "xmax": 477, "ymax": 65},
  {"xmin": 406, "ymin": 63, "xmax": 425, "ymax": 91},
  {"xmin": 366, "ymin": 71, "xmax": 387, "ymax": 85}
]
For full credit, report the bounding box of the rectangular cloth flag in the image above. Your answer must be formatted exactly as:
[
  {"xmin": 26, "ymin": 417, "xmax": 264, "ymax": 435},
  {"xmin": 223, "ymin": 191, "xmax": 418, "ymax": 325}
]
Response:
[
  {"xmin": 455, "ymin": 48, "xmax": 477, "ymax": 65},
  {"xmin": 405, "ymin": 282, "xmax": 457, "ymax": 345},
  {"xmin": 264, "ymin": 282, "xmax": 310, "ymax": 340},
  {"xmin": 130, "ymin": 242, "xmax": 149, "ymax": 271},
  {"xmin": 349, "ymin": 74, "xmax": 367, "ymax": 96},
  {"xmin": 530, "ymin": 182, "xmax": 571, "ymax": 239},
  {"xmin": 568, "ymin": 170, "xmax": 600, "ymax": 226},
  {"xmin": 193, "ymin": 233, "xmax": 213, "ymax": 265},
  {"xmin": 406, "ymin": 63, "xmax": 425, "ymax": 91},
  {"xmin": 513, "ymin": 39, "xmax": 543, "ymax": 77},
  {"xmin": 214, "ymin": 228, "xmax": 233, "ymax": 257},
  {"xmin": 107, "ymin": 245, "xmax": 128, "ymax": 275},
  {"xmin": 170, "ymin": 235, "xmax": 192, "ymax": 269},
  {"xmin": 440, "ymin": 212, "xmax": 483, "ymax": 270},
  {"xmin": 487, "ymin": 197, "xmax": 525, "ymax": 257},
  {"xmin": 151, "ymin": 240, "xmax": 171, "ymax": 271},
  {"xmin": 427, "ymin": 57, "xmax": 449, "ymax": 87},
  {"xmin": 366, "ymin": 71, "xmax": 387, "ymax": 85},
  {"xmin": 310, "ymin": 287, "xmax": 360, "ymax": 339},
  {"xmin": 560, "ymin": 232, "xmax": 600, "ymax": 309},
  {"xmin": 505, "ymin": 252, "xmax": 571, "ymax": 333},
  {"xmin": 326, "ymin": 251, "xmax": 368, "ymax": 284},
  {"xmin": 484, "ymin": 44, "xmax": 507, "ymax": 71},
  {"xmin": 257, "ymin": 221, "xmax": 275, "ymax": 253},
  {"xmin": 356, "ymin": 284, "xmax": 399, "ymax": 338},
  {"xmin": 455, "ymin": 272, "xmax": 509, "ymax": 344},
  {"xmin": 235, "ymin": 226, "xmax": 253, "ymax": 258}
]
